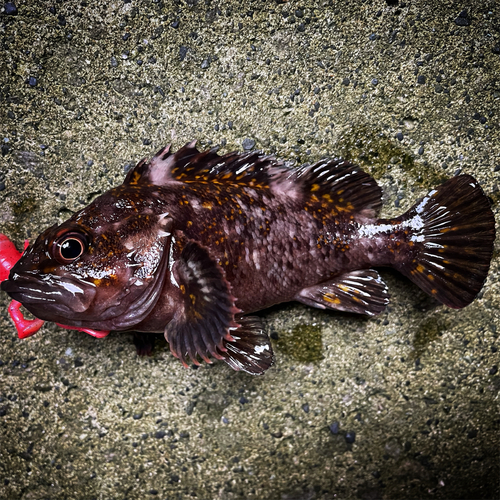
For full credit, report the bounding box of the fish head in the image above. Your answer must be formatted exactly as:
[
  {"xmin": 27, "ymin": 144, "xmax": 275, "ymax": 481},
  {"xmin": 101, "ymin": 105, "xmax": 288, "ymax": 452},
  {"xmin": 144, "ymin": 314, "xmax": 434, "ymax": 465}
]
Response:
[{"xmin": 1, "ymin": 189, "xmax": 173, "ymax": 331}]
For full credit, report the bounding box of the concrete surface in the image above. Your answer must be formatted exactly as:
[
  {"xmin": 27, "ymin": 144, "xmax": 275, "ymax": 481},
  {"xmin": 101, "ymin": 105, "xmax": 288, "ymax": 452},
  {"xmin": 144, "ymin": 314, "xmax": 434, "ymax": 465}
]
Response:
[{"xmin": 0, "ymin": 0, "xmax": 499, "ymax": 499}]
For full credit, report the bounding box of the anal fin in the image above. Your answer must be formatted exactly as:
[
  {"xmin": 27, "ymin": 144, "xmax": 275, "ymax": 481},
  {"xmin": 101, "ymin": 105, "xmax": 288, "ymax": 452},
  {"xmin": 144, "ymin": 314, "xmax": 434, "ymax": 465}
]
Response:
[{"xmin": 295, "ymin": 269, "xmax": 389, "ymax": 316}]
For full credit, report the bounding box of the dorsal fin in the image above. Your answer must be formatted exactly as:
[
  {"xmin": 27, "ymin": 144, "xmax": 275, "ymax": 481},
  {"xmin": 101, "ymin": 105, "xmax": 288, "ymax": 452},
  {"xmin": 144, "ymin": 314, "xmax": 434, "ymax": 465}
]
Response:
[
  {"xmin": 123, "ymin": 142, "xmax": 382, "ymax": 217},
  {"xmin": 291, "ymin": 159, "xmax": 383, "ymax": 217},
  {"xmin": 123, "ymin": 140, "xmax": 285, "ymax": 188}
]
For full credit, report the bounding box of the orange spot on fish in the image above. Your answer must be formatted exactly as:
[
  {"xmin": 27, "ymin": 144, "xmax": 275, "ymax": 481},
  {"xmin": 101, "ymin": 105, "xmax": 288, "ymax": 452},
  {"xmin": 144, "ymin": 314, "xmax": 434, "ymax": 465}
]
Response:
[
  {"xmin": 323, "ymin": 294, "xmax": 341, "ymax": 304},
  {"xmin": 129, "ymin": 171, "xmax": 141, "ymax": 185}
]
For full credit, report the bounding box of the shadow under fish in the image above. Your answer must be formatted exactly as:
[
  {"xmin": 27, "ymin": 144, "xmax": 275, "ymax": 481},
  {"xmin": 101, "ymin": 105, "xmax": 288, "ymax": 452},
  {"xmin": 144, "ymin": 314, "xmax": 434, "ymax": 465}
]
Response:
[{"xmin": 0, "ymin": 141, "xmax": 496, "ymax": 374}]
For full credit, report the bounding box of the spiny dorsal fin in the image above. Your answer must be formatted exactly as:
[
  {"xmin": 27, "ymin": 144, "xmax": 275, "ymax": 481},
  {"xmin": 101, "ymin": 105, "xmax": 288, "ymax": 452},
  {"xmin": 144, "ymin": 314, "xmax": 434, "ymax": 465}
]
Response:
[{"xmin": 123, "ymin": 141, "xmax": 286, "ymax": 188}]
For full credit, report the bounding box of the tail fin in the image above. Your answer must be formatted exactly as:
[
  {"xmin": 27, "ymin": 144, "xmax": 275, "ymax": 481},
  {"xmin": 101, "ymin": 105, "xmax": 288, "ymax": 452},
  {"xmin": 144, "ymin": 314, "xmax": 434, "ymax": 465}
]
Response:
[{"xmin": 394, "ymin": 175, "xmax": 495, "ymax": 308}]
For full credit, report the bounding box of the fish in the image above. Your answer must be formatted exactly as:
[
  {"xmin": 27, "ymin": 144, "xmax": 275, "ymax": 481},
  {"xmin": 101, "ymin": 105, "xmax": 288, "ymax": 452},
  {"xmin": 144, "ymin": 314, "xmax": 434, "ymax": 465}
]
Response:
[{"xmin": 1, "ymin": 141, "xmax": 496, "ymax": 374}]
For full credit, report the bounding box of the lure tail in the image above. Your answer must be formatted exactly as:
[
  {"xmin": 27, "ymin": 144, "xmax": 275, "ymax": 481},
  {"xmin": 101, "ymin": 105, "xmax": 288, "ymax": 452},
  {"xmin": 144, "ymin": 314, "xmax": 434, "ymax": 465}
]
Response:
[{"xmin": 391, "ymin": 175, "xmax": 495, "ymax": 308}]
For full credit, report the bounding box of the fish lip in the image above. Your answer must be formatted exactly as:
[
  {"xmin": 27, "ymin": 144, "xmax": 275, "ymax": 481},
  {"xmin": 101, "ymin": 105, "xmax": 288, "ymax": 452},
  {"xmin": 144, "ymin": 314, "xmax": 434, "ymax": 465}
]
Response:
[
  {"xmin": 2, "ymin": 278, "xmax": 57, "ymax": 302},
  {"xmin": 1, "ymin": 273, "xmax": 96, "ymax": 319}
]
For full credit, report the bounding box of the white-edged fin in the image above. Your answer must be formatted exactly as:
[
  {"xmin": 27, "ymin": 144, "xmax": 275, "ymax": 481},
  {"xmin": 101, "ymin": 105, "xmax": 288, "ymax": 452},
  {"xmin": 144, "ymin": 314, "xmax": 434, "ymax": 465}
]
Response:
[
  {"xmin": 290, "ymin": 159, "xmax": 383, "ymax": 218},
  {"xmin": 295, "ymin": 269, "xmax": 389, "ymax": 316},
  {"xmin": 220, "ymin": 316, "xmax": 274, "ymax": 375}
]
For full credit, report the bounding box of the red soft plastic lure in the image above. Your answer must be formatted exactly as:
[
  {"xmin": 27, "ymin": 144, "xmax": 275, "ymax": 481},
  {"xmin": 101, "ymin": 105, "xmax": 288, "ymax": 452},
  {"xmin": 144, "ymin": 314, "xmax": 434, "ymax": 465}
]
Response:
[{"xmin": 0, "ymin": 233, "xmax": 109, "ymax": 339}]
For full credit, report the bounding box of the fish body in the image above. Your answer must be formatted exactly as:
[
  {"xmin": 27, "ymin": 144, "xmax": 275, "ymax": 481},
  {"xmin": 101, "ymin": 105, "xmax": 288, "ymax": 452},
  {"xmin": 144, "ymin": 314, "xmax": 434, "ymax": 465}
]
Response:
[{"xmin": 1, "ymin": 142, "xmax": 496, "ymax": 374}]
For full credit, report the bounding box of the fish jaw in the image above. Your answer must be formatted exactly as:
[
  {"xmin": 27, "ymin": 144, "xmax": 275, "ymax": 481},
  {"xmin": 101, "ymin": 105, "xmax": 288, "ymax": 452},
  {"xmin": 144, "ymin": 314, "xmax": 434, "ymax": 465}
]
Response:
[{"xmin": 1, "ymin": 270, "xmax": 97, "ymax": 321}]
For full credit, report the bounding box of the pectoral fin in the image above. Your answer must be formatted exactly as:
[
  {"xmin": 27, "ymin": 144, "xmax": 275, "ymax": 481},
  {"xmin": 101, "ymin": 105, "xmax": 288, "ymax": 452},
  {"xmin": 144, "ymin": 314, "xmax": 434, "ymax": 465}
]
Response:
[
  {"xmin": 295, "ymin": 269, "xmax": 389, "ymax": 316},
  {"xmin": 165, "ymin": 241, "xmax": 274, "ymax": 375},
  {"xmin": 165, "ymin": 240, "xmax": 239, "ymax": 367}
]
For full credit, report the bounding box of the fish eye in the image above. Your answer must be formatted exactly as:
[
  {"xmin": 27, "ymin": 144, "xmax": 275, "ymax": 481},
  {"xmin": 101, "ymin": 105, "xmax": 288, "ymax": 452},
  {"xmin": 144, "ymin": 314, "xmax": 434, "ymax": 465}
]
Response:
[{"xmin": 53, "ymin": 233, "xmax": 88, "ymax": 264}]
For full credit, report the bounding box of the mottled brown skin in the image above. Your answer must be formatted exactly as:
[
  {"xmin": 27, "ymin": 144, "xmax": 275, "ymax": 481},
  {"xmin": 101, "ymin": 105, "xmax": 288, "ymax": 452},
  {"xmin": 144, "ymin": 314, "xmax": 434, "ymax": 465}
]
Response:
[{"xmin": 1, "ymin": 143, "xmax": 495, "ymax": 374}]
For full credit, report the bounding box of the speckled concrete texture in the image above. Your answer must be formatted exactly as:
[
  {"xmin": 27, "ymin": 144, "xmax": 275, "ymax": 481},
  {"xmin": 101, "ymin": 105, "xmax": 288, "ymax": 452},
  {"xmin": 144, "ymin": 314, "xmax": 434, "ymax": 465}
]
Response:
[{"xmin": 0, "ymin": 1, "xmax": 499, "ymax": 499}]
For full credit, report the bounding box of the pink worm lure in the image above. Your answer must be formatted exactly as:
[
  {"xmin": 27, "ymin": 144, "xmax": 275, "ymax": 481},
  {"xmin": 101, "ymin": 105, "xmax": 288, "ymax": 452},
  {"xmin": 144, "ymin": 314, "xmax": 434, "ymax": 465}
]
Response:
[{"xmin": 0, "ymin": 233, "xmax": 109, "ymax": 339}]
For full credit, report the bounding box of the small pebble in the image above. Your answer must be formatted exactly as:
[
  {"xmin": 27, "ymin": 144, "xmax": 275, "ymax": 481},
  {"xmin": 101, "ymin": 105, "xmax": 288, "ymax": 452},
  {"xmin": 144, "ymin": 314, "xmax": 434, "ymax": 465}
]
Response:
[
  {"xmin": 455, "ymin": 10, "xmax": 471, "ymax": 26},
  {"xmin": 242, "ymin": 138, "xmax": 255, "ymax": 150},
  {"xmin": 179, "ymin": 46, "xmax": 188, "ymax": 61},
  {"xmin": 329, "ymin": 422, "xmax": 339, "ymax": 434},
  {"xmin": 4, "ymin": 2, "xmax": 17, "ymax": 15},
  {"xmin": 345, "ymin": 431, "xmax": 356, "ymax": 444}
]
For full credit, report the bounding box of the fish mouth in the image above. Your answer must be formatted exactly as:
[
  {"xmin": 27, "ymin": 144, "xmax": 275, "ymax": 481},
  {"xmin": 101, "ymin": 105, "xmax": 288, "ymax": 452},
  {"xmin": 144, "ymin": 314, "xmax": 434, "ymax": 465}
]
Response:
[{"xmin": 1, "ymin": 272, "xmax": 96, "ymax": 322}]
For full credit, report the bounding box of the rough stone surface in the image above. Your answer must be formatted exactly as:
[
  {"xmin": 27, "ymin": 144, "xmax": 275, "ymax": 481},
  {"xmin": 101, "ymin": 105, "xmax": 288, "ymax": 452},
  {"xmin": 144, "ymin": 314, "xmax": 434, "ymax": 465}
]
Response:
[{"xmin": 0, "ymin": 1, "xmax": 499, "ymax": 499}]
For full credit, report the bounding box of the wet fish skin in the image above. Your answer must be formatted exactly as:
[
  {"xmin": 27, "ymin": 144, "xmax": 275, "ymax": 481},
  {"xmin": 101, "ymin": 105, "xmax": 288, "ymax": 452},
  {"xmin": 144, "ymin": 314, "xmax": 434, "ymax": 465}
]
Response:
[{"xmin": 1, "ymin": 142, "xmax": 496, "ymax": 374}]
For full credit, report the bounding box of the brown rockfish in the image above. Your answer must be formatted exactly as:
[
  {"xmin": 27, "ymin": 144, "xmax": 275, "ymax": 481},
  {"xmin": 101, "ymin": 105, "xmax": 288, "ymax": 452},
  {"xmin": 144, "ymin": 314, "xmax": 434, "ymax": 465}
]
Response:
[{"xmin": 1, "ymin": 142, "xmax": 495, "ymax": 374}]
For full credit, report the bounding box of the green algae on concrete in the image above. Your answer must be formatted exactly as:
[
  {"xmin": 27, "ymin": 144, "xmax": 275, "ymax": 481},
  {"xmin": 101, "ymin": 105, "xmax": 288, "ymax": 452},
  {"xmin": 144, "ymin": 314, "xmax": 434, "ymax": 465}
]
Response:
[
  {"xmin": 1, "ymin": 0, "xmax": 499, "ymax": 499},
  {"xmin": 275, "ymin": 324, "xmax": 324, "ymax": 363}
]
